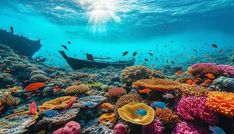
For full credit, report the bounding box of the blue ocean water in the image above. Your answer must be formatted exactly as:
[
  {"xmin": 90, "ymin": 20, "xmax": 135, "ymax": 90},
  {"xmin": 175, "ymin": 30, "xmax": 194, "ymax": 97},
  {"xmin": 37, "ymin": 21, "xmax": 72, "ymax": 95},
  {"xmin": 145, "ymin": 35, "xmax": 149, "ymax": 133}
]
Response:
[{"xmin": 0, "ymin": 0, "xmax": 234, "ymax": 69}]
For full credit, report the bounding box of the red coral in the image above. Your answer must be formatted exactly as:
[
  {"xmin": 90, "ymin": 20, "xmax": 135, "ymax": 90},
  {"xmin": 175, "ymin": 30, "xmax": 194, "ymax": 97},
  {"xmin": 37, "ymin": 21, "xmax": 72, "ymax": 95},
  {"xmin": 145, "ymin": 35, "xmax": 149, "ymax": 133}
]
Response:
[{"xmin": 108, "ymin": 87, "xmax": 126, "ymax": 97}]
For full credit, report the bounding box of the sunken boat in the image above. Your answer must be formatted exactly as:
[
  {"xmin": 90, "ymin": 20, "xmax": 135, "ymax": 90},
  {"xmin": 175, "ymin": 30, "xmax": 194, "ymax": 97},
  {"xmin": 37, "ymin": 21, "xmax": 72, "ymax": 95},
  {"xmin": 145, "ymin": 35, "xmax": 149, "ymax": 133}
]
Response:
[
  {"xmin": 0, "ymin": 29, "xmax": 41, "ymax": 57},
  {"xmin": 59, "ymin": 51, "xmax": 135, "ymax": 70}
]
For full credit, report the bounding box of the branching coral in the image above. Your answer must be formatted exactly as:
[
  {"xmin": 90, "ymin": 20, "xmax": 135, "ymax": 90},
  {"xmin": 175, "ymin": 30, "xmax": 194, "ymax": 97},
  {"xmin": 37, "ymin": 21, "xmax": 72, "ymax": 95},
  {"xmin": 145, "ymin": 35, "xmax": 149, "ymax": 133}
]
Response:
[
  {"xmin": 176, "ymin": 97, "xmax": 216, "ymax": 124},
  {"xmin": 98, "ymin": 113, "xmax": 116, "ymax": 125},
  {"xmin": 206, "ymin": 91, "xmax": 234, "ymax": 117},
  {"xmin": 216, "ymin": 64, "xmax": 234, "ymax": 77},
  {"xmin": 132, "ymin": 79, "xmax": 182, "ymax": 92},
  {"xmin": 120, "ymin": 66, "xmax": 155, "ymax": 85},
  {"xmin": 108, "ymin": 87, "xmax": 126, "ymax": 97},
  {"xmin": 64, "ymin": 84, "xmax": 90, "ymax": 94},
  {"xmin": 116, "ymin": 93, "xmax": 142, "ymax": 108},
  {"xmin": 39, "ymin": 96, "xmax": 76, "ymax": 112},
  {"xmin": 188, "ymin": 63, "xmax": 220, "ymax": 76},
  {"xmin": 180, "ymin": 84, "xmax": 208, "ymax": 97},
  {"xmin": 155, "ymin": 108, "xmax": 179, "ymax": 125},
  {"xmin": 142, "ymin": 118, "xmax": 164, "ymax": 134},
  {"xmin": 117, "ymin": 102, "xmax": 155, "ymax": 125},
  {"xmin": 172, "ymin": 121, "xmax": 206, "ymax": 134}
]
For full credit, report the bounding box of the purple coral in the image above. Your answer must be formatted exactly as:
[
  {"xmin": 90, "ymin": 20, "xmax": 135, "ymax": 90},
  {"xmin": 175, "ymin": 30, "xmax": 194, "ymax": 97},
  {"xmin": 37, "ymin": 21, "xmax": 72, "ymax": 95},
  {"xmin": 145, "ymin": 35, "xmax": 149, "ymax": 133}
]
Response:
[
  {"xmin": 142, "ymin": 118, "xmax": 164, "ymax": 134},
  {"xmin": 53, "ymin": 121, "xmax": 81, "ymax": 134},
  {"xmin": 189, "ymin": 63, "xmax": 219, "ymax": 75},
  {"xmin": 176, "ymin": 97, "xmax": 216, "ymax": 124},
  {"xmin": 216, "ymin": 64, "xmax": 234, "ymax": 77},
  {"xmin": 114, "ymin": 123, "xmax": 129, "ymax": 134},
  {"xmin": 172, "ymin": 121, "xmax": 208, "ymax": 134}
]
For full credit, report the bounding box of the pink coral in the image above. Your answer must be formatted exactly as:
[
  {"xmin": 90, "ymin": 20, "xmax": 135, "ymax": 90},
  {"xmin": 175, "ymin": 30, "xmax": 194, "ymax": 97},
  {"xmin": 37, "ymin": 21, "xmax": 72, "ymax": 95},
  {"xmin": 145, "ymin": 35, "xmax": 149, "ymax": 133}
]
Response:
[
  {"xmin": 172, "ymin": 121, "xmax": 208, "ymax": 134},
  {"xmin": 176, "ymin": 97, "xmax": 216, "ymax": 124},
  {"xmin": 188, "ymin": 63, "xmax": 219, "ymax": 75},
  {"xmin": 216, "ymin": 64, "xmax": 234, "ymax": 77},
  {"xmin": 108, "ymin": 87, "xmax": 126, "ymax": 97},
  {"xmin": 53, "ymin": 121, "xmax": 81, "ymax": 134},
  {"xmin": 142, "ymin": 118, "xmax": 164, "ymax": 134},
  {"xmin": 114, "ymin": 123, "xmax": 129, "ymax": 134}
]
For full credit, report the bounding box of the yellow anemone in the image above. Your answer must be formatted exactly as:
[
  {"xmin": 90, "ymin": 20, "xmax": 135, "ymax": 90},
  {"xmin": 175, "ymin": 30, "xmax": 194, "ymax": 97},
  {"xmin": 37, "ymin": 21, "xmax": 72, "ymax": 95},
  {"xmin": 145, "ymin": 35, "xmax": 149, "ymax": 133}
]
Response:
[{"xmin": 117, "ymin": 102, "xmax": 155, "ymax": 125}]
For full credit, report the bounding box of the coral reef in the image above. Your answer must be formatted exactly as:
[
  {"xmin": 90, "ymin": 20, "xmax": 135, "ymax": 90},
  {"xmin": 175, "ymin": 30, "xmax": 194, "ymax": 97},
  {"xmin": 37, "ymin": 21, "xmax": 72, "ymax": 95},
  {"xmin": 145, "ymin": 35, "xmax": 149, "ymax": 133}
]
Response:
[
  {"xmin": 53, "ymin": 121, "xmax": 81, "ymax": 134},
  {"xmin": 180, "ymin": 84, "xmax": 208, "ymax": 97},
  {"xmin": 99, "ymin": 103, "xmax": 115, "ymax": 112},
  {"xmin": 209, "ymin": 76, "xmax": 234, "ymax": 92},
  {"xmin": 39, "ymin": 96, "xmax": 76, "ymax": 112},
  {"xmin": 114, "ymin": 123, "xmax": 130, "ymax": 134},
  {"xmin": 142, "ymin": 118, "xmax": 164, "ymax": 134},
  {"xmin": 188, "ymin": 63, "xmax": 220, "ymax": 75},
  {"xmin": 99, "ymin": 113, "xmax": 116, "ymax": 125},
  {"xmin": 64, "ymin": 84, "xmax": 90, "ymax": 94},
  {"xmin": 116, "ymin": 93, "xmax": 142, "ymax": 108},
  {"xmin": 117, "ymin": 102, "xmax": 155, "ymax": 125},
  {"xmin": 132, "ymin": 79, "xmax": 182, "ymax": 91},
  {"xmin": 108, "ymin": 87, "xmax": 126, "ymax": 97},
  {"xmin": 81, "ymin": 119, "xmax": 114, "ymax": 134},
  {"xmin": 155, "ymin": 108, "xmax": 179, "ymax": 125},
  {"xmin": 120, "ymin": 66, "xmax": 155, "ymax": 85},
  {"xmin": 176, "ymin": 97, "xmax": 216, "ymax": 124},
  {"xmin": 216, "ymin": 64, "xmax": 234, "ymax": 77},
  {"xmin": 206, "ymin": 91, "xmax": 234, "ymax": 117},
  {"xmin": 172, "ymin": 121, "xmax": 206, "ymax": 134}
]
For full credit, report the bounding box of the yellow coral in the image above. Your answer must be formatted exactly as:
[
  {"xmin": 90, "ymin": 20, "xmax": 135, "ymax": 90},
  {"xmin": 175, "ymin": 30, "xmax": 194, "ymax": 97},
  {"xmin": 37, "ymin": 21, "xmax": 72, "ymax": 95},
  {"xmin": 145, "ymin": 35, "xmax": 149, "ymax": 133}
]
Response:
[
  {"xmin": 155, "ymin": 108, "xmax": 179, "ymax": 124},
  {"xmin": 132, "ymin": 79, "xmax": 182, "ymax": 92},
  {"xmin": 99, "ymin": 103, "xmax": 115, "ymax": 112},
  {"xmin": 206, "ymin": 91, "xmax": 234, "ymax": 117},
  {"xmin": 64, "ymin": 84, "xmax": 90, "ymax": 94},
  {"xmin": 39, "ymin": 96, "xmax": 76, "ymax": 112},
  {"xmin": 117, "ymin": 102, "xmax": 155, "ymax": 125},
  {"xmin": 98, "ymin": 113, "xmax": 116, "ymax": 125}
]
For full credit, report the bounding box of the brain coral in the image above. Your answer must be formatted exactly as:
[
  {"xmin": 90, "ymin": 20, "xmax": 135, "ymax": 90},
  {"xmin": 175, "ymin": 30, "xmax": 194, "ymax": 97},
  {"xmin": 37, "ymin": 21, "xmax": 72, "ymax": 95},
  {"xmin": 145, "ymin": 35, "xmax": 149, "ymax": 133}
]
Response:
[
  {"xmin": 120, "ymin": 66, "xmax": 155, "ymax": 85},
  {"xmin": 116, "ymin": 93, "xmax": 142, "ymax": 108},
  {"xmin": 176, "ymin": 97, "xmax": 216, "ymax": 124},
  {"xmin": 132, "ymin": 79, "xmax": 182, "ymax": 92},
  {"xmin": 206, "ymin": 91, "xmax": 234, "ymax": 117},
  {"xmin": 108, "ymin": 87, "xmax": 126, "ymax": 97},
  {"xmin": 117, "ymin": 102, "xmax": 155, "ymax": 125},
  {"xmin": 64, "ymin": 84, "xmax": 90, "ymax": 94},
  {"xmin": 188, "ymin": 63, "xmax": 220, "ymax": 76},
  {"xmin": 155, "ymin": 108, "xmax": 179, "ymax": 125}
]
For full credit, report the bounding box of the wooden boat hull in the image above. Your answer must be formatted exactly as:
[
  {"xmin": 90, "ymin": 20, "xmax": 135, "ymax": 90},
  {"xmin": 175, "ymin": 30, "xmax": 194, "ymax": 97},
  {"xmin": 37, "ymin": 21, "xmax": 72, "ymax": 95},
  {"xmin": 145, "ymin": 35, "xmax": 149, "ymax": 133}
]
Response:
[
  {"xmin": 0, "ymin": 29, "xmax": 41, "ymax": 57},
  {"xmin": 59, "ymin": 51, "xmax": 135, "ymax": 70}
]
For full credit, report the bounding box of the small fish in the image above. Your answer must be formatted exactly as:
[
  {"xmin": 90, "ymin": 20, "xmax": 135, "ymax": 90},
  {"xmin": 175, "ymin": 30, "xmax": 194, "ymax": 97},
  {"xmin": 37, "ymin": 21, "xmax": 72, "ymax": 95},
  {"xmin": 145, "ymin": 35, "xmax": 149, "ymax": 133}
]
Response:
[
  {"xmin": 132, "ymin": 52, "xmax": 137, "ymax": 56},
  {"xmin": 145, "ymin": 59, "xmax": 149, "ymax": 61},
  {"xmin": 61, "ymin": 45, "xmax": 68, "ymax": 50},
  {"xmin": 209, "ymin": 125, "xmax": 225, "ymax": 134},
  {"xmin": 67, "ymin": 41, "xmax": 71, "ymax": 44},
  {"xmin": 205, "ymin": 73, "xmax": 215, "ymax": 79},
  {"xmin": 148, "ymin": 52, "xmax": 153, "ymax": 56},
  {"xmin": 162, "ymin": 93, "xmax": 174, "ymax": 99},
  {"xmin": 212, "ymin": 44, "xmax": 218, "ymax": 48},
  {"xmin": 204, "ymin": 79, "xmax": 212, "ymax": 84},
  {"xmin": 176, "ymin": 70, "xmax": 183, "ymax": 75},
  {"xmin": 122, "ymin": 51, "xmax": 129, "ymax": 56},
  {"xmin": 25, "ymin": 82, "xmax": 45, "ymax": 91},
  {"xmin": 155, "ymin": 57, "xmax": 158, "ymax": 61},
  {"xmin": 186, "ymin": 79, "xmax": 195, "ymax": 85},
  {"xmin": 171, "ymin": 61, "xmax": 174, "ymax": 64},
  {"xmin": 139, "ymin": 88, "xmax": 151, "ymax": 94}
]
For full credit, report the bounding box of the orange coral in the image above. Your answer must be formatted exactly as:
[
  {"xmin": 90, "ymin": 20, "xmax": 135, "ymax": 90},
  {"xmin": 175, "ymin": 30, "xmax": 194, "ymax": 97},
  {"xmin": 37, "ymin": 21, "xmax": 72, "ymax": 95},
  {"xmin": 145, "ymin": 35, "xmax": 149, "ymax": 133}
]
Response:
[
  {"xmin": 155, "ymin": 108, "xmax": 179, "ymax": 124},
  {"xmin": 206, "ymin": 91, "xmax": 234, "ymax": 117},
  {"xmin": 64, "ymin": 84, "xmax": 90, "ymax": 94},
  {"xmin": 0, "ymin": 101, "xmax": 4, "ymax": 111},
  {"xmin": 180, "ymin": 84, "xmax": 208, "ymax": 97},
  {"xmin": 99, "ymin": 103, "xmax": 115, "ymax": 112},
  {"xmin": 99, "ymin": 113, "xmax": 116, "ymax": 125},
  {"xmin": 132, "ymin": 79, "xmax": 182, "ymax": 92},
  {"xmin": 39, "ymin": 96, "xmax": 76, "ymax": 112},
  {"xmin": 116, "ymin": 93, "xmax": 142, "ymax": 108}
]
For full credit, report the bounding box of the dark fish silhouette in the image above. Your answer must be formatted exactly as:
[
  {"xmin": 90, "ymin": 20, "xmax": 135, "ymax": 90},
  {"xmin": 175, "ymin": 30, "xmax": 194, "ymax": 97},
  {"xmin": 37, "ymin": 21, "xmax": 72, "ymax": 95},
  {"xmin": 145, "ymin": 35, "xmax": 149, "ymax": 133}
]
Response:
[
  {"xmin": 122, "ymin": 51, "xmax": 129, "ymax": 56},
  {"xmin": 155, "ymin": 57, "xmax": 158, "ymax": 61},
  {"xmin": 145, "ymin": 59, "xmax": 149, "ymax": 61},
  {"xmin": 148, "ymin": 52, "xmax": 153, "ymax": 56},
  {"xmin": 61, "ymin": 45, "xmax": 68, "ymax": 50},
  {"xmin": 67, "ymin": 41, "xmax": 71, "ymax": 44},
  {"xmin": 212, "ymin": 44, "xmax": 218, "ymax": 48},
  {"xmin": 133, "ymin": 52, "xmax": 137, "ymax": 56}
]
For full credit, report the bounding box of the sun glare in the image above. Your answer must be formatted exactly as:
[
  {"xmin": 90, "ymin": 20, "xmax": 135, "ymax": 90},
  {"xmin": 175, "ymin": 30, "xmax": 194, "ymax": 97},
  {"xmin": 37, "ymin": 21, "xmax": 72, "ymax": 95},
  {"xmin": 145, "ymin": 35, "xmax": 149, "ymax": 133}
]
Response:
[{"xmin": 79, "ymin": 0, "xmax": 121, "ymax": 32}]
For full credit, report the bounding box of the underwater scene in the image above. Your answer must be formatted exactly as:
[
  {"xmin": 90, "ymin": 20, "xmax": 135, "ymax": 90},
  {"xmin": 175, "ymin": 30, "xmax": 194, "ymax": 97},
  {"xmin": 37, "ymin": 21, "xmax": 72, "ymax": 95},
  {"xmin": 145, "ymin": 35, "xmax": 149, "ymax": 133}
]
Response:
[{"xmin": 0, "ymin": 0, "xmax": 234, "ymax": 134}]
